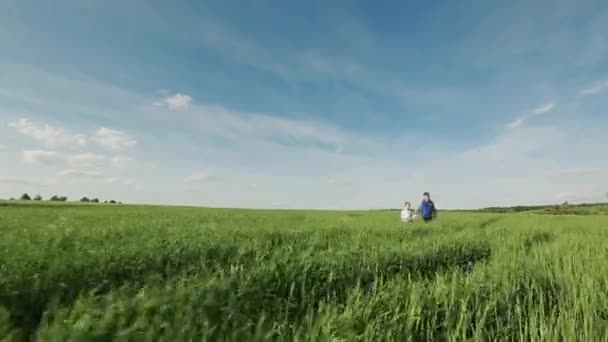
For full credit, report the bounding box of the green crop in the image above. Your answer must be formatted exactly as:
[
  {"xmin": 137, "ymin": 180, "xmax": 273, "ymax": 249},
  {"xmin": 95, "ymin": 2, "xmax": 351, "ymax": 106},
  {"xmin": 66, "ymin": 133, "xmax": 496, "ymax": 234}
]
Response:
[{"xmin": 1, "ymin": 202, "xmax": 608, "ymax": 341}]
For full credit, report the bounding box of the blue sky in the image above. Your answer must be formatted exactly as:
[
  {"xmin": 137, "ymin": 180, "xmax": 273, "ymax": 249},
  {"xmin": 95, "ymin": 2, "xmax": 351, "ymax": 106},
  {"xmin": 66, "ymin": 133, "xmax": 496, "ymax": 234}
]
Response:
[{"xmin": 1, "ymin": 0, "xmax": 608, "ymax": 209}]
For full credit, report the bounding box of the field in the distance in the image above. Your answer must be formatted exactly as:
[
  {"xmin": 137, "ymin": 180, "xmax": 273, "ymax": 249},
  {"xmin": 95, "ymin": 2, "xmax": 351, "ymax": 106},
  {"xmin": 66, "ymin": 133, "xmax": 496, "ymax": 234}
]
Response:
[{"xmin": 2, "ymin": 202, "xmax": 608, "ymax": 341}]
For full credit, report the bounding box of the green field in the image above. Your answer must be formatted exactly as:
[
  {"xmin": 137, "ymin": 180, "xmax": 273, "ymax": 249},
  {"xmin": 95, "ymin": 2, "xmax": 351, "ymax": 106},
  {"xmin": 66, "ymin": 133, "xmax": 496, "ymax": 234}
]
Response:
[{"xmin": 2, "ymin": 202, "xmax": 608, "ymax": 341}]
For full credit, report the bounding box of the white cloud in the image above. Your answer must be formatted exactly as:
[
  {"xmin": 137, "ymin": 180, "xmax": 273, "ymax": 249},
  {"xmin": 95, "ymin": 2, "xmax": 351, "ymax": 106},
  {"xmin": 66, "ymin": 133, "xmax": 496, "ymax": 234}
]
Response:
[
  {"xmin": 23, "ymin": 150, "xmax": 62, "ymax": 164},
  {"xmin": 6, "ymin": 117, "xmax": 136, "ymax": 152},
  {"xmin": 506, "ymin": 102, "xmax": 555, "ymax": 129},
  {"xmin": 8, "ymin": 118, "xmax": 86, "ymax": 147},
  {"xmin": 183, "ymin": 172, "xmax": 211, "ymax": 183},
  {"xmin": 580, "ymin": 80, "xmax": 608, "ymax": 96},
  {"xmin": 67, "ymin": 153, "xmax": 106, "ymax": 168},
  {"xmin": 506, "ymin": 118, "xmax": 525, "ymax": 129},
  {"xmin": 92, "ymin": 128, "xmax": 136, "ymax": 150},
  {"xmin": 111, "ymin": 156, "xmax": 132, "ymax": 168},
  {"xmin": 57, "ymin": 169, "xmax": 104, "ymax": 178},
  {"xmin": 532, "ymin": 102, "xmax": 555, "ymax": 115},
  {"xmin": 0, "ymin": 144, "xmax": 6, "ymax": 149},
  {"xmin": 155, "ymin": 93, "xmax": 193, "ymax": 111},
  {"xmin": 21, "ymin": 150, "xmax": 114, "ymax": 169}
]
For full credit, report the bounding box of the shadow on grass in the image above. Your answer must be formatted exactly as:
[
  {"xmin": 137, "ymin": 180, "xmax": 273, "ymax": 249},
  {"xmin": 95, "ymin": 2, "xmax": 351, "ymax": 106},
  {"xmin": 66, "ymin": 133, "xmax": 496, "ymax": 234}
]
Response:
[
  {"xmin": 333, "ymin": 269, "xmax": 563, "ymax": 341},
  {"xmin": 478, "ymin": 217, "xmax": 503, "ymax": 230},
  {"xmin": 1, "ymin": 238, "xmax": 492, "ymax": 339},
  {"xmin": 236, "ymin": 241, "xmax": 492, "ymax": 326},
  {"xmin": 522, "ymin": 232, "xmax": 555, "ymax": 252}
]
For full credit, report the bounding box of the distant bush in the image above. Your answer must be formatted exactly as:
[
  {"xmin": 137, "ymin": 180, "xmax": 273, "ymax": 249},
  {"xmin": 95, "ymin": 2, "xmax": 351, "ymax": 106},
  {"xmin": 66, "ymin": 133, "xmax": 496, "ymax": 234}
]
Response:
[
  {"xmin": 50, "ymin": 195, "xmax": 60, "ymax": 201},
  {"xmin": 50, "ymin": 195, "xmax": 68, "ymax": 202},
  {"xmin": 109, "ymin": 200, "xmax": 117, "ymax": 204},
  {"xmin": 34, "ymin": 194, "xmax": 42, "ymax": 201},
  {"xmin": 20, "ymin": 193, "xmax": 31, "ymax": 201},
  {"xmin": 80, "ymin": 197, "xmax": 90, "ymax": 203},
  {"xmin": 91, "ymin": 198, "xmax": 99, "ymax": 203}
]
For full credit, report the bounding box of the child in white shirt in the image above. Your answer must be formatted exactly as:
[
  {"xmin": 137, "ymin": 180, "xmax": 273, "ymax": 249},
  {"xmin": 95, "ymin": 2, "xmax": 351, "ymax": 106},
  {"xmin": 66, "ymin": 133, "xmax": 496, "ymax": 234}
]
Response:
[{"xmin": 401, "ymin": 201, "xmax": 416, "ymax": 223}]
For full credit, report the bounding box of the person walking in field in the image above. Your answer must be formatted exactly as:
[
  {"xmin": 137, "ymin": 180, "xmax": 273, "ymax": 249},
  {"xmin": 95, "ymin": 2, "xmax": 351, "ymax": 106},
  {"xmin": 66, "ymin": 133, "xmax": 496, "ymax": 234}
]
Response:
[
  {"xmin": 418, "ymin": 192, "xmax": 437, "ymax": 222},
  {"xmin": 401, "ymin": 201, "xmax": 416, "ymax": 223}
]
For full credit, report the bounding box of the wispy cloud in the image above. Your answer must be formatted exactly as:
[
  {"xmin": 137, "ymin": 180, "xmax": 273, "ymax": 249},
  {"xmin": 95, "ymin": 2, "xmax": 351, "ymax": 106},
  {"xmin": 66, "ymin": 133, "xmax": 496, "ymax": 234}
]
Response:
[
  {"xmin": 20, "ymin": 149, "xmax": 127, "ymax": 169},
  {"xmin": 506, "ymin": 102, "xmax": 556, "ymax": 129},
  {"xmin": 106, "ymin": 177, "xmax": 120, "ymax": 184},
  {"xmin": 164, "ymin": 98, "xmax": 371, "ymax": 154},
  {"xmin": 506, "ymin": 118, "xmax": 525, "ymax": 129},
  {"xmin": 57, "ymin": 169, "xmax": 104, "ymax": 178},
  {"xmin": 111, "ymin": 156, "xmax": 132, "ymax": 168},
  {"xmin": 166, "ymin": 14, "xmax": 380, "ymax": 91},
  {"xmin": 154, "ymin": 93, "xmax": 193, "ymax": 111},
  {"xmin": 183, "ymin": 172, "xmax": 211, "ymax": 183},
  {"xmin": 0, "ymin": 177, "xmax": 49, "ymax": 187},
  {"xmin": 23, "ymin": 150, "xmax": 62, "ymax": 164},
  {"xmin": 67, "ymin": 153, "xmax": 106, "ymax": 168},
  {"xmin": 105, "ymin": 176, "xmax": 134, "ymax": 185},
  {"xmin": 556, "ymin": 167, "xmax": 608, "ymax": 177},
  {"xmin": 580, "ymin": 80, "xmax": 608, "ymax": 96},
  {"xmin": 532, "ymin": 102, "xmax": 555, "ymax": 115},
  {"xmin": 8, "ymin": 118, "xmax": 86, "ymax": 147},
  {"xmin": 327, "ymin": 178, "xmax": 352, "ymax": 188},
  {"xmin": 92, "ymin": 128, "xmax": 137, "ymax": 150}
]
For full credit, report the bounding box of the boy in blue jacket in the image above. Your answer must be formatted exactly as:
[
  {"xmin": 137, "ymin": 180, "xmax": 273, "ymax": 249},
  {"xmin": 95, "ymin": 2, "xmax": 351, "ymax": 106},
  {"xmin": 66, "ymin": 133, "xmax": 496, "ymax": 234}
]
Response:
[{"xmin": 418, "ymin": 192, "xmax": 437, "ymax": 222}]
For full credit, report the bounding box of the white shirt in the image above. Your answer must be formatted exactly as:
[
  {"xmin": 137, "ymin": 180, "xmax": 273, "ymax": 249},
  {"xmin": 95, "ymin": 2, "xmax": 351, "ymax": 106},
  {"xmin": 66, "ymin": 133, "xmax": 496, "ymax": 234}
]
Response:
[{"xmin": 401, "ymin": 208, "xmax": 415, "ymax": 222}]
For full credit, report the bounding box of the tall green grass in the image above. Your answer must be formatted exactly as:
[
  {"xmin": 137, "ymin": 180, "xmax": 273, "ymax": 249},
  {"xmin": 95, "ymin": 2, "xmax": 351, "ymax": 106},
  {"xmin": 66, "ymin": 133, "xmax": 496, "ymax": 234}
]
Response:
[{"xmin": 1, "ymin": 203, "xmax": 608, "ymax": 341}]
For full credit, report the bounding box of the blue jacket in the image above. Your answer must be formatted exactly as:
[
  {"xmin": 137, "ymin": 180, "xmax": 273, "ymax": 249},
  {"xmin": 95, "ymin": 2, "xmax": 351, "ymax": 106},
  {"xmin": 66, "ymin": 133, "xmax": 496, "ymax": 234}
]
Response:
[{"xmin": 419, "ymin": 200, "xmax": 436, "ymax": 219}]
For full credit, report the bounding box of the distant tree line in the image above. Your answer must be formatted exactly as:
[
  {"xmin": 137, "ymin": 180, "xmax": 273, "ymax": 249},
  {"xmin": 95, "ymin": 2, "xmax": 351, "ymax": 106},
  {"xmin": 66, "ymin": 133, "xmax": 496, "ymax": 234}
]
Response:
[
  {"xmin": 479, "ymin": 202, "xmax": 608, "ymax": 215},
  {"xmin": 50, "ymin": 195, "xmax": 68, "ymax": 202},
  {"xmin": 15, "ymin": 193, "xmax": 121, "ymax": 204}
]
